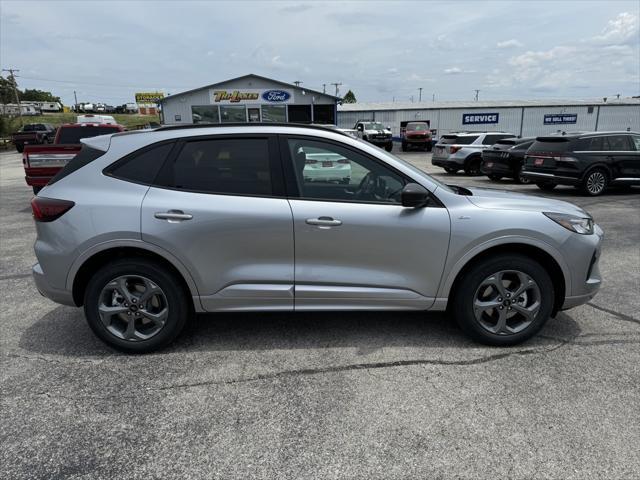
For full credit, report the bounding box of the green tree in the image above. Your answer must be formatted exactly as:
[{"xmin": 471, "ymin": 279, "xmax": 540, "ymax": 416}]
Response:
[
  {"xmin": 0, "ymin": 75, "xmax": 19, "ymax": 104},
  {"xmin": 342, "ymin": 90, "xmax": 357, "ymax": 103},
  {"xmin": 20, "ymin": 88, "xmax": 61, "ymax": 103}
]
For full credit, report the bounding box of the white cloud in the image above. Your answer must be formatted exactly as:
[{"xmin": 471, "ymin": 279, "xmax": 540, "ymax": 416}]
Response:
[
  {"xmin": 593, "ymin": 12, "xmax": 639, "ymax": 44},
  {"xmin": 444, "ymin": 67, "xmax": 476, "ymax": 75},
  {"xmin": 497, "ymin": 39, "xmax": 523, "ymax": 48}
]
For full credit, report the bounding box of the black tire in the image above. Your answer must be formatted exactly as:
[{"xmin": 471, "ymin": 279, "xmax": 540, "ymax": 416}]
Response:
[
  {"xmin": 464, "ymin": 156, "xmax": 482, "ymax": 176},
  {"xmin": 16, "ymin": 144, "xmax": 23, "ymax": 153},
  {"xmin": 580, "ymin": 167, "xmax": 608, "ymax": 196},
  {"xmin": 451, "ymin": 254, "xmax": 554, "ymax": 346},
  {"xmin": 444, "ymin": 167, "xmax": 458, "ymax": 174},
  {"xmin": 536, "ymin": 182, "xmax": 557, "ymax": 191},
  {"xmin": 488, "ymin": 174, "xmax": 502, "ymax": 181},
  {"xmin": 401, "ymin": 142, "xmax": 407, "ymax": 152},
  {"xmin": 385, "ymin": 142, "xmax": 393, "ymax": 152},
  {"xmin": 84, "ymin": 257, "xmax": 191, "ymax": 353},
  {"xmin": 32, "ymin": 186, "xmax": 42, "ymax": 195},
  {"xmin": 514, "ymin": 165, "xmax": 531, "ymax": 184},
  {"xmin": 427, "ymin": 144, "xmax": 433, "ymax": 152}
]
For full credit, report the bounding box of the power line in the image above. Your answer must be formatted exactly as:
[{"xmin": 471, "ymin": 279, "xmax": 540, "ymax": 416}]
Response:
[{"xmin": 474, "ymin": 89, "xmax": 480, "ymax": 101}]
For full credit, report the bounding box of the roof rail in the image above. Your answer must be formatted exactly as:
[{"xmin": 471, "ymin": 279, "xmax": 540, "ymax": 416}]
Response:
[{"xmin": 154, "ymin": 122, "xmax": 349, "ymax": 136}]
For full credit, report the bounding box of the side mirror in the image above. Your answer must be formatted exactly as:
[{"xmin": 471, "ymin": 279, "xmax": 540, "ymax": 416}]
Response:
[{"xmin": 401, "ymin": 183, "xmax": 430, "ymax": 208}]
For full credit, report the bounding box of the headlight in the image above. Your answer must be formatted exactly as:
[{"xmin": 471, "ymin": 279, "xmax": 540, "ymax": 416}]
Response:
[{"xmin": 543, "ymin": 212, "xmax": 594, "ymax": 234}]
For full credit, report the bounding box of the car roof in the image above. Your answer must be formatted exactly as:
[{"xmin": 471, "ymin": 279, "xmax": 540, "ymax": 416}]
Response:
[{"xmin": 536, "ymin": 130, "xmax": 638, "ymax": 140}]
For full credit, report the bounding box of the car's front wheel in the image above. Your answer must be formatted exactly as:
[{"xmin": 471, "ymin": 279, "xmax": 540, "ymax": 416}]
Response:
[
  {"xmin": 464, "ymin": 157, "xmax": 482, "ymax": 176},
  {"xmin": 451, "ymin": 254, "xmax": 554, "ymax": 346},
  {"xmin": 84, "ymin": 258, "xmax": 190, "ymax": 353},
  {"xmin": 385, "ymin": 142, "xmax": 393, "ymax": 152}
]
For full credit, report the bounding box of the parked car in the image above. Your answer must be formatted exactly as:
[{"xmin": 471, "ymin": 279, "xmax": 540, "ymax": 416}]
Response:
[
  {"xmin": 432, "ymin": 132, "xmax": 516, "ymax": 175},
  {"xmin": 31, "ymin": 123, "xmax": 602, "ymax": 352},
  {"xmin": 354, "ymin": 120, "xmax": 393, "ymax": 151},
  {"xmin": 104, "ymin": 105, "xmax": 116, "ymax": 114},
  {"xmin": 481, "ymin": 137, "xmax": 536, "ymax": 183},
  {"xmin": 401, "ymin": 121, "xmax": 433, "ymax": 152},
  {"xmin": 298, "ymin": 145, "xmax": 351, "ymax": 183},
  {"xmin": 522, "ymin": 131, "xmax": 640, "ymax": 195},
  {"xmin": 11, "ymin": 123, "xmax": 57, "ymax": 152},
  {"xmin": 23, "ymin": 122, "xmax": 124, "ymax": 194}
]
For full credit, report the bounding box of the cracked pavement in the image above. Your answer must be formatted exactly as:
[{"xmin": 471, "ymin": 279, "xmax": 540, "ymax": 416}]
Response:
[{"xmin": 1, "ymin": 149, "xmax": 639, "ymax": 479}]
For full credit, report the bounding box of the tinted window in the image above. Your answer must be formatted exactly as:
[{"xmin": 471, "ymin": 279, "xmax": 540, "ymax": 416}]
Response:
[
  {"xmin": 631, "ymin": 135, "xmax": 640, "ymax": 151},
  {"xmin": 528, "ymin": 138, "xmax": 571, "ymax": 153},
  {"xmin": 513, "ymin": 141, "xmax": 534, "ymax": 150},
  {"xmin": 107, "ymin": 142, "xmax": 174, "ymax": 184},
  {"xmin": 48, "ymin": 146, "xmax": 105, "ymax": 185},
  {"xmin": 604, "ymin": 135, "xmax": 632, "ymax": 151},
  {"xmin": 157, "ymin": 138, "xmax": 272, "ymax": 196},
  {"xmin": 441, "ymin": 135, "xmax": 479, "ymax": 145},
  {"xmin": 576, "ymin": 137, "xmax": 604, "ymax": 151},
  {"xmin": 287, "ymin": 138, "xmax": 406, "ymax": 204},
  {"xmin": 23, "ymin": 124, "xmax": 46, "ymax": 132},
  {"xmin": 483, "ymin": 134, "xmax": 514, "ymax": 145},
  {"xmin": 58, "ymin": 126, "xmax": 121, "ymax": 144}
]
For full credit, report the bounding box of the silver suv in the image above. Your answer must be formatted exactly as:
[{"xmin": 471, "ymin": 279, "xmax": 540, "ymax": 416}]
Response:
[
  {"xmin": 31, "ymin": 124, "xmax": 603, "ymax": 352},
  {"xmin": 432, "ymin": 132, "xmax": 516, "ymax": 175}
]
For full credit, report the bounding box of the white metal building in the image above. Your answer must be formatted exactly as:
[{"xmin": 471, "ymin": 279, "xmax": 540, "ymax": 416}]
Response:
[
  {"xmin": 338, "ymin": 98, "xmax": 640, "ymax": 140},
  {"xmin": 160, "ymin": 74, "xmax": 340, "ymax": 125}
]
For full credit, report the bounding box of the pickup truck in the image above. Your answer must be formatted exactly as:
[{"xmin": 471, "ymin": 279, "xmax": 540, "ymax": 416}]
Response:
[
  {"xmin": 353, "ymin": 120, "xmax": 393, "ymax": 151},
  {"xmin": 23, "ymin": 123, "xmax": 124, "ymax": 194},
  {"xmin": 11, "ymin": 123, "xmax": 57, "ymax": 152},
  {"xmin": 400, "ymin": 121, "xmax": 432, "ymax": 152}
]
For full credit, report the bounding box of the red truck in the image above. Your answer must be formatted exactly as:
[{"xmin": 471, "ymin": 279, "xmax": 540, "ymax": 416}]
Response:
[
  {"xmin": 400, "ymin": 120, "xmax": 433, "ymax": 152},
  {"xmin": 23, "ymin": 123, "xmax": 124, "ymax": 194},
  {"xmin": 11, "ymin": 123, "xmax": 57, "ymax": 152}
]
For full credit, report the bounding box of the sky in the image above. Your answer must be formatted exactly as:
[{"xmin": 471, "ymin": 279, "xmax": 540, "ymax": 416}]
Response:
[{"xmin": 1, "ymin": 0, "xmax": 639, "ymax": 105}]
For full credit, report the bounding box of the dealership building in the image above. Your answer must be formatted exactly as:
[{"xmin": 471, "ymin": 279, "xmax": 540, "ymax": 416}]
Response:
[
  {"xmin": 159, "ymin": 74, "xmax": 340, "ymax": 125},
  {"xmin": 337, "ymin": 98, "xmax": 640, "ymax": 139}
]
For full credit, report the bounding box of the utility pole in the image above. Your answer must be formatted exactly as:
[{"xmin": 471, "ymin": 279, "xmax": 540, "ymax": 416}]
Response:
[
  {"xmin": 322, "ymin": 83, "xmax": 326, "ymax": 94},
  {"xmin": 418, "ymin": 87, "xmax": 423, "ymax": 102},
  {"xmin": 74, "ymin": 90, "xmax": 78, "ymax": 111},
  {"xmin": 293, "ymin": 80, "xmax": 302, "ymax": 87},
  {"xmin": 473, "ymin": 89, "xmax": 480, "ymax": 101},
  {"xmin": 432, "ymin": 93, "xmax": 435, "ymax": 102},
  {"xmin": 330, "ymin": 82, "xmax": 342, "ymax": 97},
  {"xmin": 2, "ymin": 68, "xmax": 22, "ymax": 125}
]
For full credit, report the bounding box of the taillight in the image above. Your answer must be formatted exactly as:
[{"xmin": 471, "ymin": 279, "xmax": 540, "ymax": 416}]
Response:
[
  {"xmin": 31, "ymin": 197, "xmax": 75, "ymax": 222},
  {"xmin": 450, "ymin": 146, "xmax": 462, "ymax": 154},
  {"xmin": 305, "ymin": 159, "xmax": 317, "ymax": 164},
  {"xmin": 337, "ymin": 159, "xmax": 350, "ymax": 164}
]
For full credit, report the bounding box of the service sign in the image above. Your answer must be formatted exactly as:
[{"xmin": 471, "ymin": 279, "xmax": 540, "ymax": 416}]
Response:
[
  {"xmin": 211, "ymin": 89, "xmax": 293, "ymax": 104},
  {"xmin": 462, "ymin": 112, "xmax": 499, "ymax": 125},
  {"xmin": 544, "ymin": 114, "xmax": 578, "ymax": 125},
  {"xmin": 135, "ymin": 92, "xmax": 165, "ymax": 104}
]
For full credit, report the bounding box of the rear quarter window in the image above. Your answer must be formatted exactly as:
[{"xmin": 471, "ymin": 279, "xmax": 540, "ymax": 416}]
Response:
[{"xmin": 105, "ymin": 141, "xmax": 175, "ymax": 185}]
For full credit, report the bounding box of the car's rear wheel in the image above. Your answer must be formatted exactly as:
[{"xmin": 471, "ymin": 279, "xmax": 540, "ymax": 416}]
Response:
[
  {"xmin": 385, "ymin": 143, "xmax": 393, "ymax": 152},
  {"xmin": 15, "ymin": 145, "xmax": 23, "ymax": 153},
  {"xmin": 536, "ymin": 182, "xmax": 557, "ymax": 191},
  {"xmin": 514, "ymin": 166, "xmax": 531, "ymax": 184},
  {"xmin": 488, "ymin": 174, "xmax": 502, "ymax": 181},
  {"xmin": 401, "ymin": 142, "xmax": 407, "ymax": 152},
  {"xmin": 444, "ymin": 167, "xmax": 458, "ymax": 174},
  {"xmin": 84, "ymin": 258, "xmax": 190, "ymax": 353},
  {"xmin": 580, "ymin": 168, "xmax": 608, "ymax": 196},
  {"xmin": 452, "ymin": 254, "xmax": 554, "ymax": 346},
  {"xmin": 464, "ymin": 157, "xmax": 482, "ymax": 176}
]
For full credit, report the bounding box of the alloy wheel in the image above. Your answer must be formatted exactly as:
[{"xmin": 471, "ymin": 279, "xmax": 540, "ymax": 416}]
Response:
[
  {"xmin": 98, "ymin": 275, "xmax": 169, "ymax": 341},
  {"xmin": 586, "ymin": 171, "xmax": 606, "ymax": 195},
  {"xmin": 473, "ymin": 270, "xmax": 541, "ymax": 335}
]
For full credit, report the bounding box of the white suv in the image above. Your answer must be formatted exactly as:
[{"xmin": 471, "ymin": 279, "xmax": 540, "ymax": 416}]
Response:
[{"xmin": 432, "ymin": 132, "xmax": 516, "ymax": 175}]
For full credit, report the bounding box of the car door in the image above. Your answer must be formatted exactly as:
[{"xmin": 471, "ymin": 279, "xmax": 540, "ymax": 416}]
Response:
[
  {"xmin": 281, "ymin": 135, "xmax": 451, "ymax": 310},
  {"xmin": 605, "ymin": 134, "xmax": 639, "ymax": 179},
  {"xmin": 141, "ymin": 134, "xmax": 294, "ymax": 311}
]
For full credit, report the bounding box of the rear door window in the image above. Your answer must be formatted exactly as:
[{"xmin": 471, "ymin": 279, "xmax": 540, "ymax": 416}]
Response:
[
  {"xmin": 576, "ymin": 137, "xmax": 604, "ymax": 151},
  {"xmin": 604, "ymin": 135, "xmax": 633, "ymax": 151},
  {"xmin": 631, "ymin": 135, "xmax": 640, "ymax": 151},
  {"xmin": 528, "ymin": 139, "xmax": 572, "ymax": 153},
  {"xmin": 155, "ymin": 137, "xmax": 275, "ymax": 196}
]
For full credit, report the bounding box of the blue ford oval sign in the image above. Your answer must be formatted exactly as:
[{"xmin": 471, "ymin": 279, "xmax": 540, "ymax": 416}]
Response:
[{"xmin": 262, "ymin": 90, "xmax": 291, "ymax": 103}]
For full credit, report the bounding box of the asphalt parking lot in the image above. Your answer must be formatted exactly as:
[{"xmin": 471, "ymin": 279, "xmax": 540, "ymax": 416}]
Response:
[{"xmin": 1, "ymin": 147, "xmax": 639, "ymax": 479}]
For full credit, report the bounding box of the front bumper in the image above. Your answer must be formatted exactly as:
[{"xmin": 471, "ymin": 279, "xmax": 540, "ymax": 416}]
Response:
[
  {"xmin": 559, "ymin": 224, "xmax": 604, "ymax": 310},
  {"xmin": 32, "ymin": 263, "xmax": 75, "ymax": 306},
  {"xmin": 480, "ymin": 161, "xmax": 514, "ymax": 176}
]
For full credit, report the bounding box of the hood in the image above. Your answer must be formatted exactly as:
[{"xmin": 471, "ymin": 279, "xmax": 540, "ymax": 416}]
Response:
[
  {"xmin": 365, "ymin": 129, "xmax": 391, "ymax": 134},
  {"xmin": 465, "ymin": 187, "xmax": 589, "ymax": 217}
]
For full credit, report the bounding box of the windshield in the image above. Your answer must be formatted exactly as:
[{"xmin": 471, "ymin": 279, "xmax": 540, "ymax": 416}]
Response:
[
  {"xmin": 23, "ymin": 124, "xmax": 45, "ymax": 132},
  {"xmin": 58, "ymin": 126, "xmax": 121, "ymax": 144},
  {"xmin": 365, "ymin": 122, "xmax": 385, "ymax": 130},
  {"xmin": 407, "ymin": 123, "xmax": 428, "ymax": 131}
]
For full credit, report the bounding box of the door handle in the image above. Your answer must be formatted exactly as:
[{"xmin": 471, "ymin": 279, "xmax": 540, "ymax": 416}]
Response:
[
  {"xmin": 154, "ymin": 210, "xmax": 193, "ymax": 222},
  {"xmin": 306, "ymin": 216, "xmax": 342, "ymax": 227}
]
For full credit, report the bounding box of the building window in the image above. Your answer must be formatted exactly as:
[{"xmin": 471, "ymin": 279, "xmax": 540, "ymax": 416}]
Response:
[
  {"xmin": 192, "ymin": 105, "xmax": 219, "ymax": 124},
  {"xmin": 262, "ymin": 105, "xmax": 286, "ymax": 123},
  {"xmin": 313, "ymin": 105, "xmax": 335, "ymax": 124},
  {"xmin": 220, "ymin": 105, "xmax": 247, "ymax": 123},
  {"xmin": 288, "ymin": 105, "xmax": 312, "ymax": 123}
]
